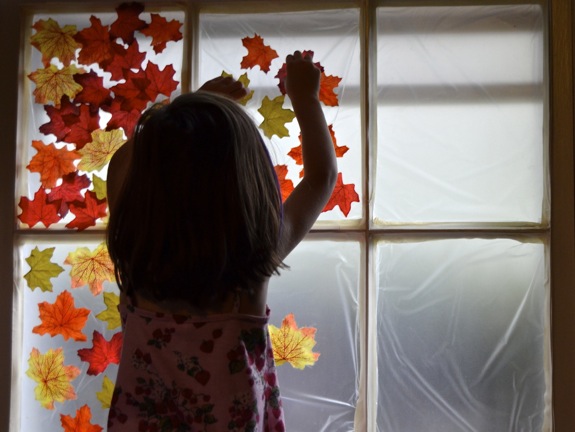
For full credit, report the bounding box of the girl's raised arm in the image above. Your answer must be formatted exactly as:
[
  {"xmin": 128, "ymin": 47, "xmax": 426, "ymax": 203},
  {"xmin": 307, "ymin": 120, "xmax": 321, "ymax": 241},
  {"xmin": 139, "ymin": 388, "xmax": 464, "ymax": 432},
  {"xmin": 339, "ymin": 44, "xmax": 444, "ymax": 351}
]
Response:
[{"xmin": 278, "ymin": 51, "xmax": 338, "ymax": 260}]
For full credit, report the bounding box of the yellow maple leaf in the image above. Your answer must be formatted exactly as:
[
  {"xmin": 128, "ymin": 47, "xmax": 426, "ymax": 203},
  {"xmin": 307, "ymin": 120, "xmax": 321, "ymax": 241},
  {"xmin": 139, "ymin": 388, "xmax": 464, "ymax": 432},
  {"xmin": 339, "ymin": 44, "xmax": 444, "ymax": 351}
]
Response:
[
  {"xmin": 64, "ymin": 243, "xmax": 115, "ymax": 296},
  {"xmin": 91, "ymin": 174, "xmax": 107, "ymax": 200},
  {"xmin": 26, "ymin": 347, "xmax": 80, "ymax": 409},
  {"xmin": 78, "ymin": 129, "xmax": 126, "ymax": 172},
  {"xmin": 96, "ymin": 291, "xmax": 121, "ymax": 330},
  {"xmin": 221, "ymin": 71, "xmax": 254, "ymax": 106},
  {"xmin": 96, "ymin": 375, "xmax": 115, "ymax": 409},
  {"xmin": 258, "ymin": 95, "xmax": 295, "ymax": 139},
  {"xmin": 269, "ymin": 313, "xmax": 320, "ymax": 369},
  {"xmin": 24, "ymin": 246, "xmax": 65, "ymax": 292},
  {"xmin": 30, "ymin": 18, "xmax": 80, "ymax": 67},
  {"xmin": 28, "ymin": 64, "xmax": 84, "ymax": 107}
]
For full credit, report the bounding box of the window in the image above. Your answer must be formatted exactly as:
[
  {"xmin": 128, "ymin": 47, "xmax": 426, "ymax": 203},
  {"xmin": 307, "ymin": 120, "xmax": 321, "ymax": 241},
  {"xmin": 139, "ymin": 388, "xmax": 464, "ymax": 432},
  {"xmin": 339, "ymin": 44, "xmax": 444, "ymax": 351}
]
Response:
[{"xmin": 4, "ymin": 1, "xmax": 574, "ymax": 431}]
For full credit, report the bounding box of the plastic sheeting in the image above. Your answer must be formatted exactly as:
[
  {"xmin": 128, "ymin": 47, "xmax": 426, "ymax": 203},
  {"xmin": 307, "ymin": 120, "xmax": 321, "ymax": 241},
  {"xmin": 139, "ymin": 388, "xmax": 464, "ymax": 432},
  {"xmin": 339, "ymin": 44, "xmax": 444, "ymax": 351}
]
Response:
[
  {"xmin": 375, "ymin": 237, "xmax": 550, "ymax": 431},
  {"xmin": 374, "ymin": 5, "xmax": 547, "ymax": 226}
]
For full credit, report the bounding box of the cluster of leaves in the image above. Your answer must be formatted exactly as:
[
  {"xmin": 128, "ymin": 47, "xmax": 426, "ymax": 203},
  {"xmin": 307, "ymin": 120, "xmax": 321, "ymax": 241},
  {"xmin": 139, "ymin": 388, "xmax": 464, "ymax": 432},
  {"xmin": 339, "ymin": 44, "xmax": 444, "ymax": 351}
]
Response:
[
  {"xmin": 232, "ymin": 34, "xmax": 360, "ymax": 216},
  {"xmin": 24, "ymin": 243, "xmax": 121, "ymax": 416},
  {"xmin": 20, "ymin": 2, "xmax": 182, "ymax": 230}
]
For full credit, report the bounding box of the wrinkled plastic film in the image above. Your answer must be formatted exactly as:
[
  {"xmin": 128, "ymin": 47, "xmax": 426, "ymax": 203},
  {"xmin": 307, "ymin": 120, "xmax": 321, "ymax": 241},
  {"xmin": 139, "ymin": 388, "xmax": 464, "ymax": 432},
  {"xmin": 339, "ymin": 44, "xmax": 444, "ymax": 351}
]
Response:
[{"xmin": 375, "ymin": 237, "xmax": 550, "ymax": 432}]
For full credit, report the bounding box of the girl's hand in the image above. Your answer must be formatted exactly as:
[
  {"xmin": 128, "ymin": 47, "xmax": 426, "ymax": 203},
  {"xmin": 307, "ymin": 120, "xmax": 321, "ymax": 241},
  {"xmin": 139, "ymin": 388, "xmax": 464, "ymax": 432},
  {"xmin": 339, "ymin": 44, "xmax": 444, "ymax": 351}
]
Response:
[
  {"xmin": 198, "ymin": 76, "xmax": 248, "ymax": 100},
  {"xmin": 285, "ymin": 51, "xmax": 321, "ymax": 106}
]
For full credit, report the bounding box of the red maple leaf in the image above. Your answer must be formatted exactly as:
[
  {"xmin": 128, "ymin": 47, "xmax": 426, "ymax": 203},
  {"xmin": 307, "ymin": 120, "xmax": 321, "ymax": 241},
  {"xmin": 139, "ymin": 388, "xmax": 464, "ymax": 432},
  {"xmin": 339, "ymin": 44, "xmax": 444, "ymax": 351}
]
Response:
[
  {"xmin": 104, "ymin": 39, "xmax": 146, "ymax": 81},
  {"xmin": 145, "ymin": 62, "xmax": 178, "ymax": 98},
  {"xmin": 18, "ymin": 187, "xmax": 61, "ymax": 228},
  {"xmin": 27, "ymin": 140, "xmax": 80, "ymax": 189},
  {"xmin": 319, "ymin": 73, "xmax": 342, "ymax": 107},
  {"xmin": 240, "ymin": 34, "xmax": 279, "ymax": 73},
  {"xmin": 110, "ymin": 2, "xmax": 146, "ymax": 44},
  {"xmin": 140, "ymin": 13, "xmax": 183, "ymax": 54},
  {"xmin": 323, "ymin": 173, "xmax": 359, "ymax": 216},
  {"xmin": 110, "ymin": 69, "xmax": 152, "ymax": 112},
  {"xmin": 47, "ymin": 172, "xmax": 91, "ymax": 217},
  {"xmin": 77, "ymin": 330, "xmax": 123, "ymax": 375},
  {"xmin": 39, "ymin": 96, "xmax": 78, "ymax": 140},
  {"xmin": 288, "ymin": 125, "xmax": 348, "ymax": 168},
  {"xmin": 104, "ymin": 99, "xmax": 141, "ymax": 138},
  {"xmin": 274, "ymin": 165, "xmax": 294, "ymax": 202},
  {"xmin": 66, "ymin": 191, "xmax": 107, "ymax": 231},
  {"xmin": 61, "ymin": 104, "xmax": 100, "ymax": 149},
  {"xmin": 60, "ymin": 404, "xmax": 103, "ymax": 432},
  {"xmin": 73, "ymin": 71, "xmax": 112, "ymax": 108},
  {"xmin": 75, "ymin": 16, "xmax": 118, "ymax": 67},
  {"xmin": 275, "ymin": 50, "xmax": 324, "ymax": 95}
]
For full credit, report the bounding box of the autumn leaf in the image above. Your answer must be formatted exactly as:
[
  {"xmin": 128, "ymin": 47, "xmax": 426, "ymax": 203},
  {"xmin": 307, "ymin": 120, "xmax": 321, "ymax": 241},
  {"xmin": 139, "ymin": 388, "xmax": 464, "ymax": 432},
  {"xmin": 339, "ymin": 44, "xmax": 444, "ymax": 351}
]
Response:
[
  {"xmin": 222, "ymin": 71, "xmax": 254, "ymax": 105},
  {"xmin": 78, "ymin": 129, "xmax": 125, "ymax": 172},
  {"xmin": 78, "ymin": 330, "xmax": 123, "ymax": 375},
  {"xmin": 240, "ymin": 34, "xmax": 279, "ymax": 73},
  {"xmin": 144, "ymin": 62, "xmax": 179, "ymax": 99},
  {"xmin": 96, "ymin": 291, "xmax": 121, "ymax": 330},
  {"xmin": 323, "ymin": 173, "xmax": 359, "ymax": 216},
  {"xmin": 275, "ymin": 50, "xmax": 324, "ymax": 95},
  {"xmin": 91, "ymin": 174, "xmax": 107, "ymax": 200},
  {"xmin": 65, "ymin": 242, "xmax": 115, "ymax": 295},
  {"xmin": 62, "ymin": 103, "xmax": 101, "ymax": 149},
  {"xmin": 288, "ymin": 124, "xmax": 348, "ymax": 167},
  {"xmin": 110, "ymin": 2, "xmax": 146, "ymax": 44},
  {"xmin": 28, "ymin": 64, "xmax": 84, "ymax": 107},
  {"xmin": 140, "ymin": 13, "xmax": 183, "ymax": 54},
  {"xmin": 47, "ymin": 172, "xmax": 91, "ymax": 217},
  {"xmin": 60, "ymin": 404, "xmax": 103, "ymax": 432},
  {"xmin": 27, "ymin": 140, "xmax": 80, "ymax": 189},
  {"xmin": 39, "ymin": 96, "xmax": 77, "ymax": 141},
  {"xmin": 104, "ymin": 39, "xmax": 146, "ymax": 81},
  {"xmin": 30, "ymin": 18, "xmax": 80, "ymax": 67},
  {"xmin": 110, "ymin": 69, "xmax": 152, "ymax": 112},
  {"xmin": 32, "ymin": 290, "xmax": 90, "ymax": 342},
  {"xmin": 96, "ymin": 375, "xmax": 115, "ymax": 409},
  {"xmin": 74, "ymin": 15, "xmax": 119, "ymax": 67},
  {"xmin": 18, "ymin": 187, "xmax": 62, "ymax": 228},
  {"xmin": 103, "ymin": 99, "xmax": 142, "ymax": 138},
  {"xmin": 269, "ymin": 314, "xmax": 320, "ymax": 369},
  {"xmin": 319, "ymin": 73, "xmax": 342, "ymax": 107},
  {"xmin": 258, "ymin": 95, "xmax": 295, "ymax": 139},
  {"xmin": 24, "ymin": 246, "xmax": 64, "ymax": 292},
  {"xmin": 73, "ymin": 70, "xmax": 112, "ymax": 108},
  {"xmin": 66, "ymin": 190, "xmax": 108, "ymax": 231},
  {"xmin": 26, "ymin": 347, "xmax": 80, "ymax": 410},
  {"xmin": 274, "ymin": 165, "xmax": 294, "ymax": 202}
]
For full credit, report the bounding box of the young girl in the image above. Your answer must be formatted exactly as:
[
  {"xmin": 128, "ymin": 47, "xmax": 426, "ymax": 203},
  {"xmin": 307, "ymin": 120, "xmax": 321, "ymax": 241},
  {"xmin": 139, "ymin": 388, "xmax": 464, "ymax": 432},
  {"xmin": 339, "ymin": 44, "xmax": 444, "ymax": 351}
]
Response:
[{"xmin": 106, "ymin": 51, "xmax": 337, "ymax": 431}]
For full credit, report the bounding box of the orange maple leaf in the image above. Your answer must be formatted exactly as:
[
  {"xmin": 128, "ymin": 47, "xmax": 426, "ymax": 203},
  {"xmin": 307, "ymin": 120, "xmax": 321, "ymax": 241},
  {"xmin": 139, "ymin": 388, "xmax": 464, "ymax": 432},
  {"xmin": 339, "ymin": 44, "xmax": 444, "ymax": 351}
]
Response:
[
  {"xmin": 77, "ymin": 330, "xmax": 123, "ymax": 375},
  {"xmin": 288, "ymin": 124, "xmax": 348, "ymax": 167},
  {"xmin": 240, "ymin": 34, "xmax": 279, "ymax": 73},
  {"xmin": 30, "ymin": 18, "xmax": 80, "ymax": 67},
  {"xmin": 32, "ymin": 290, "xmax": 90, "ymax": 341},
  {"xmin": 64, "ymin": 243, "xmax": 115, "ymax": 296},
  {"xmin": 323, "ymin": 172, "xmax": 359, "ymax": 217},
  {"xmin": 60, "ymin": 404, "xmax": 103, "ymax": 432},
  {"xmin": 26, "ymin": 347, "xmax": 80, "ymax": 409},
  {"xmin": 26, "ymin": 140, "xmax": 80, "ymax": 189},
  {"xmin": 140, "ymin": 13, "xmax": 183, "ymax": 54},
  {"xmin": 28, "ymin": 64, "xmax": 84, "ymax": 107},
  {"xmin": 274, "ymin": 165, "xmax": 294, "ymax": 202},
  {"xmin": 319, "ymin": 72, "xmax": 342, "ymax": 107},
  {"xmin": 269, "ymin": 313, "xmax": 320, "ymax": 370}
]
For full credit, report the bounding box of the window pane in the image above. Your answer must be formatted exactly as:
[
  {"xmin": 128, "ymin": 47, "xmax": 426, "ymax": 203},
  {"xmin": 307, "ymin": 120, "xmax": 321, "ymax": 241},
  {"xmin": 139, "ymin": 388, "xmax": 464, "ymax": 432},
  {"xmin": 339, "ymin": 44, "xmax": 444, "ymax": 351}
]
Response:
[
  {"xmin": 375, "ymin": 237, "xmax": 549, "ymax": 431},
  {"xmin": 374, "ymin": 5, "xmax": 546, "ymax": 226},
  {"xmin": 16, "ymin": 236, "xmax": 118, "ymax": 430},
  {"xmin": 199, "ymin": 9, "xmax": 363, "ymax": 225},
  {"xmin": 18, "ymin": 8, "xmax": 185, "ymax": 230},
  {"xmin": 268, "ymin": 236, "xmax": 362, "ymax": 431}
]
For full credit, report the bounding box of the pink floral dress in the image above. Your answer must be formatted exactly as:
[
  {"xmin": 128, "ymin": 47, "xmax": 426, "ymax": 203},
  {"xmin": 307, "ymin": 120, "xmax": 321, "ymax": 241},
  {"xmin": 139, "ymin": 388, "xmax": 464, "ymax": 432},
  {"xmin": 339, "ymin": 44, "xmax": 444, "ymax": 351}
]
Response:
[{"xmin": 107, "ymin": 300, "xmax": 285, "ymax": 432}]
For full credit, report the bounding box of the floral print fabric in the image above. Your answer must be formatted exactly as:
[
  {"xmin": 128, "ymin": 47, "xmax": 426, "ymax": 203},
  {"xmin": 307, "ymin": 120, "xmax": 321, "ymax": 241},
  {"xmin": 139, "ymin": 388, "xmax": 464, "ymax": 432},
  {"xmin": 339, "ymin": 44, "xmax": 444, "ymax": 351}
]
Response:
[{"xmin": 107, "ymin": 302, "xmax": 285, "ymax": 432}]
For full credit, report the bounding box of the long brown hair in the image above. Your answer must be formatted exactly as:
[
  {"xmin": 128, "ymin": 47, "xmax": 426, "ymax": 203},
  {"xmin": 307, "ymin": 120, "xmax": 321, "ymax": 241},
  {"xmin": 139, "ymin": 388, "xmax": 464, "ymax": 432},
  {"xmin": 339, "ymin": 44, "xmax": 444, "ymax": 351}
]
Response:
[{"xmin": 107, "ymin": 92, "xmax": 284, "ymax": 307}]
